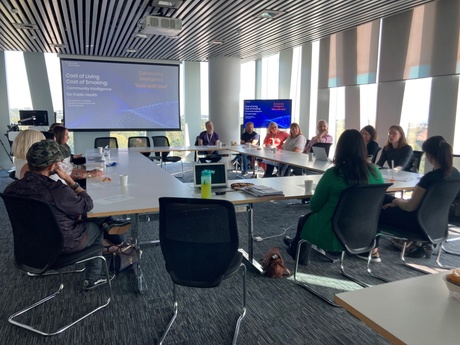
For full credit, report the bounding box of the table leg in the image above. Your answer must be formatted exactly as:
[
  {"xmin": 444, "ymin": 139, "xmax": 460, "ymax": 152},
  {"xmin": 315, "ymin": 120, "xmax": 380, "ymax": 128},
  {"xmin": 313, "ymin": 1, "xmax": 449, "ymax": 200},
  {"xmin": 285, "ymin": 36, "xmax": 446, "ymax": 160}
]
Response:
[
  {"xmin": 240, "ymin": 203, "xmax": 263, "ymax": 273},
  {"xmin": 130, "ymin": 213, "xmax": 148, "ymax": 293}
]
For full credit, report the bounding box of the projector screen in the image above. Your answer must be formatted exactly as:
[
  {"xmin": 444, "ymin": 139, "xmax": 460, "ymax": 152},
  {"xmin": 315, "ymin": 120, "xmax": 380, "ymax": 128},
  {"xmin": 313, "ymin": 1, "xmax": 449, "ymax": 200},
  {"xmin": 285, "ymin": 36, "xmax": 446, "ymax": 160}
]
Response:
[
  {"xmin": 60, "ymin": 58, "xmax": 180, "ymax": 131},
  {"xmin": 243, "ymin": 99, "xmax": 292, "ymax": 129}
]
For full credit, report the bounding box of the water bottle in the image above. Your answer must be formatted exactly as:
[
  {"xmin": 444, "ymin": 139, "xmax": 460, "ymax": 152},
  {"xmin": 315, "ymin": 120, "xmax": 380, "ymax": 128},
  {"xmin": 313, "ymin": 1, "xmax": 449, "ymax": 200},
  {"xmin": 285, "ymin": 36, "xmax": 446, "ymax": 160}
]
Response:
[
  {"xmin": 103, "ymin": 146, "xmax": 110, "ymax": 164},
  {"xmin": 201, "ymin": 170, "xmax": 213, "ymax": 199}
]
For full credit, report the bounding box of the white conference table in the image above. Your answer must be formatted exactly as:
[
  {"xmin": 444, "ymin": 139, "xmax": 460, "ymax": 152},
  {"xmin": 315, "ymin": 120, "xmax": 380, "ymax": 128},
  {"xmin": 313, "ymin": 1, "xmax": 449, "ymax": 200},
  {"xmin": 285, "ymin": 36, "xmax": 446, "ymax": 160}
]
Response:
[
  {"xmin": 85, "ymin": 149, "xmax": 420, "ymax": 291},
  {"xmin": 334, "ymin": 271, "xmax": 460, "ymax": 345}
]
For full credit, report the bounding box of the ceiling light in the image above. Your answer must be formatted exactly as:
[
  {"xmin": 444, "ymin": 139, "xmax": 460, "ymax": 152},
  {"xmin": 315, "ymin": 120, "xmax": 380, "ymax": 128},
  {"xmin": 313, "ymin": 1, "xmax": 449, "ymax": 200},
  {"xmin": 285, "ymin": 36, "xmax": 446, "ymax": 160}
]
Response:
[
  {"xmin": 10, "ymin": 8, "xmax": 19, "ymax": 14},
  {"xmin": 13, "ymin": 23, "xmax": 38, "ymax": 30},
  {"xmin": 51, "ymin": 43, "xmax": 68, "ymax": 49},
  {"xmin": 151, "ymin": 0, "xmax": 183, "ymax": 9},
  {"xmin": 258, "ymin": 9, "xmax": 285, "ymax": 19},
  {"xmin": 209, "ymin": 40, "xmax": 223, "ymax": 45},
  {"xmin": 135, "ymin": 33, "xmax": 149, "ymax": 39},
  {"xmin": 126, "ymin": 49, "xmax": 137, "ymax": 53}
]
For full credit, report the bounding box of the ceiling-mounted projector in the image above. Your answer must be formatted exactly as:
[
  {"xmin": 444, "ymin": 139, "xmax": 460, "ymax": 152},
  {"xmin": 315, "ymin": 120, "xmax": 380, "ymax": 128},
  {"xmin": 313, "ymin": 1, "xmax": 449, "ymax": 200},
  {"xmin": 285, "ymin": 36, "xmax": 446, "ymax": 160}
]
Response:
[{"xmin": 139, "ymin": 16, "xmax": 182, "ymax": 36}]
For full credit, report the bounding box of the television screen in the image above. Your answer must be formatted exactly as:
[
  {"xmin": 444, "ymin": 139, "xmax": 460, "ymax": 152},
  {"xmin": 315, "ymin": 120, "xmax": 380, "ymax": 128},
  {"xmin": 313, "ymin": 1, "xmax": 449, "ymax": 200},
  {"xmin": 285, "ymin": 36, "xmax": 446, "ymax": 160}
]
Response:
[
  {"xmin": 19, "ymin": 110, "xmax": 49, "ymax": 126},
  {"xmin": 60, "ymin": 58, "xmax": 180, "ymax": 131},
  {"xmin": 243, "ymin": 99, "xmax": 292, "ymax": 129}
]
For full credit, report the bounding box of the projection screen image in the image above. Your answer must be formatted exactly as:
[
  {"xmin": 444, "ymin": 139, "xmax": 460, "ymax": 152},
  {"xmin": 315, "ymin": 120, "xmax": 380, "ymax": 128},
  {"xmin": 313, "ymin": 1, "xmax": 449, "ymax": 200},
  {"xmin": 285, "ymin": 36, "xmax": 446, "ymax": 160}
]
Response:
[{"xmin": 60, "ymin": 58, "xmax": 180, "ymax": 131}]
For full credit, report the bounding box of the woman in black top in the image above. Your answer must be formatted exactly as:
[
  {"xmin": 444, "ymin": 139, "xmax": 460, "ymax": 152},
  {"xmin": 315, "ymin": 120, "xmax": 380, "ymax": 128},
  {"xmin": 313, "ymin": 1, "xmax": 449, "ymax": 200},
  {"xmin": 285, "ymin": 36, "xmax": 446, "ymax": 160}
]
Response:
[
  {"xmin": 379, "ymin": 136, "xmax": 460, "ymax": 258},
  {"xmin": 376, "ymin": 125, "xmax": 413, "ymax": 170},
  {"xmin": 360, "ymin": 125, "xmax": 379, "ymax": 160}
]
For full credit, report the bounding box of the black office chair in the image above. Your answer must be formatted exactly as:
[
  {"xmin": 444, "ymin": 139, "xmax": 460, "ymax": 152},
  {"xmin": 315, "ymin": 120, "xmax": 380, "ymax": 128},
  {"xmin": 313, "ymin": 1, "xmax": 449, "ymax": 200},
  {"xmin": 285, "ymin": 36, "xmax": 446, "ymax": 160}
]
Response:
[
  {"xmin": 294, "ymin": 183, "xmax": 392, "ymax": 306},
  {"xmin": 158, "ymin": 197, "xmax": 247, "ymax": 345},
  {"xmin": 94, "ymin": 136, "xmax": 118, "ymax": 149},
  {"xmin": 151, "ymin": 135, "xmax": 183, "ymax": 176},
  {"xmin": 403, "ymin": 150, "xmax": 423, "ymax": 173},
  {"xmin": 0, "ymin": 193, "xmax": 113, "ymax": 336},
  {"xmin": 378, "ymin": 179, "xmax": 460, "ymax": 273},
  {"xmin": 128, "ymin": 136, "xmax": 151, "ymax": 158}
]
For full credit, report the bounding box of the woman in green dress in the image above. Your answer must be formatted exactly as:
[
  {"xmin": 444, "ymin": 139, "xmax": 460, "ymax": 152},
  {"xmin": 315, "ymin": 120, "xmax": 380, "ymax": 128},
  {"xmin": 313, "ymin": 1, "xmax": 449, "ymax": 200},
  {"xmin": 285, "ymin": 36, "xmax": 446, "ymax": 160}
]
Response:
[{"xmin": 283, "ymin": 129, "xmax": 384, "ymax": 263}]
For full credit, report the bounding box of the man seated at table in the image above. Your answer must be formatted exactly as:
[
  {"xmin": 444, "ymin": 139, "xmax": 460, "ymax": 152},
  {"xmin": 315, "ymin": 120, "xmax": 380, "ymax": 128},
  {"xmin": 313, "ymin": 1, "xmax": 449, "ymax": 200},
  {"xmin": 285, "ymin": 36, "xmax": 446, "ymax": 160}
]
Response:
[
  {"xmin": 304, "ymin": 119, "xmax": 333, "ymax": 153},
  {"xmin": 4, "ymin": 140, "xmax": 129, "ymax": 290},
  {"xmin": 197, "ymin": 120, "xmax": 221, "ymax": 163},
  {"xmin": 232, "ymin": 122, "xmax": 260, "ymax": 175}
]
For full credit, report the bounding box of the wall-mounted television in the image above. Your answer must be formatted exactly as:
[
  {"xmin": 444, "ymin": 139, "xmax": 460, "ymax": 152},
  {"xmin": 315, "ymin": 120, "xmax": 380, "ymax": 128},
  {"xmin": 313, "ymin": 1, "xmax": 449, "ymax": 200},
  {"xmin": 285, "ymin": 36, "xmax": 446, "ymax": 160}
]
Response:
[
  {"xmin": 60, "ymin": 58, "xmax": 180, "ymax": 131},
  {"xmin": 243, "ymin": 99, "xmax": 292, "ymax": 129},
  {"xmin": 19, "ymin": 110, "xmax": 49, "ymax": 126}
]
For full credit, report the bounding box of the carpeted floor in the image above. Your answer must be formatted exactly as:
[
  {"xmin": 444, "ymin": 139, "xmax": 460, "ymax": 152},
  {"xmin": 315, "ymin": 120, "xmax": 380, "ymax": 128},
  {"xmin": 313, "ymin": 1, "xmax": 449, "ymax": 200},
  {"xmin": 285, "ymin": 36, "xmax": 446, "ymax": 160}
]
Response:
[{"xmin": 0, "ymin": 162, "xmax": 459, "ymax": 345}]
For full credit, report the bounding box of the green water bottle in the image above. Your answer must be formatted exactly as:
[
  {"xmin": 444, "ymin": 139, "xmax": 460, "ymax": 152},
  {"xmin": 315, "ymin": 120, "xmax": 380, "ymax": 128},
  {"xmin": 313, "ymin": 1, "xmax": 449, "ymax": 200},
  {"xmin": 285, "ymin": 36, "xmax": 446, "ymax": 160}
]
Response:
[{"xmin": 201, "ymin": 170, "xmax": 213, "ymax": 199}]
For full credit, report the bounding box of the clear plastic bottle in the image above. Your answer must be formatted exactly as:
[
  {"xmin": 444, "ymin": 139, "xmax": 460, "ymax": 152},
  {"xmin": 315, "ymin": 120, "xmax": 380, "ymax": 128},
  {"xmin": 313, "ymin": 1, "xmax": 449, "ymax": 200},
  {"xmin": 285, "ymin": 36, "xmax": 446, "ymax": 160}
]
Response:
[{"xmin": 201, "ymin": 170, "xmax": 213, "ymax": 199}]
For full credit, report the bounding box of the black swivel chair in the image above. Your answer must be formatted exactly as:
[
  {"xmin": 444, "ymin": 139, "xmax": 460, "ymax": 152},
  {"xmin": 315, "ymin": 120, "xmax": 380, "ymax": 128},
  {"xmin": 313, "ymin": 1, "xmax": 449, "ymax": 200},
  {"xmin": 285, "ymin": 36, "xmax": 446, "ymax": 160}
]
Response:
[
  {"xmin": 294, "ymin": 183, "xmax": 392, "ymax": 306},
  {"xmin": 0, "ymin": 193, "xmax": 113, "ymax": 336},
  {"xmin": 403, "ymin": 150, "xmax": 423, "ymax": 173},
  {"xmin": 158, "ymin": 197, "xmax": 247, "ymax": 345},
  {"xmin": 128, "ymin": 136, "xmax": 151, "ymax": 158},
  {"xmin": 378, "ymin": 179, "xmax": 460, "ymax": 273},
  {"xmin": 151, "ymin": 136, "xmax": 183, "ymax": 176},
  {"xmin": 94, "ymin": 136, "xmax": 118, "ymax": 149}
]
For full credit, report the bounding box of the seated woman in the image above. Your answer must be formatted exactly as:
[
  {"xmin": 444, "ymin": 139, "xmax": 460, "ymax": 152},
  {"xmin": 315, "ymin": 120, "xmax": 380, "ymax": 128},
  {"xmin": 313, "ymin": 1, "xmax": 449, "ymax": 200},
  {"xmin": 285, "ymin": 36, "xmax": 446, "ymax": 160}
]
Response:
[
  {"xmin": 378, "ymin": 136, "xmax": 460, "ymax": 258},
  {"xmin": 262, "ymin": 121, "xmax": 289, "ymax": 177},
  {"xmin": 283, "ymin": 129, "xmax": 384, "ymax": 262},
  {"xmin": 53, "ymin": 126, "xmax": 103, "ymax": 182},
  {"xmin": 12, "ymin": 129, "xmax": 46, "ymax": 179},
  {"xmin": 278, "ymin": 123, "xmax": 306, "ymax": 176},
  {"xmin": 360, "ymin": 125, "xmax": 379, "ymax": 161},
  {"xmin": 376, "ymin": 125, "xmax": 413, "ymax": 170}
]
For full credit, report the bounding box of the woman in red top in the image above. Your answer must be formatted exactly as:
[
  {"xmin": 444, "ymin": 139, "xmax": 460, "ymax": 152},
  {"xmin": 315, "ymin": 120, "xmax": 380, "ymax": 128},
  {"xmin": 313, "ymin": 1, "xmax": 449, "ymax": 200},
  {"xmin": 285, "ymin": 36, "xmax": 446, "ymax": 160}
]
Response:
[{"xmin": 262, "ymin": 122, "xmax": 289, "ymax": 177}]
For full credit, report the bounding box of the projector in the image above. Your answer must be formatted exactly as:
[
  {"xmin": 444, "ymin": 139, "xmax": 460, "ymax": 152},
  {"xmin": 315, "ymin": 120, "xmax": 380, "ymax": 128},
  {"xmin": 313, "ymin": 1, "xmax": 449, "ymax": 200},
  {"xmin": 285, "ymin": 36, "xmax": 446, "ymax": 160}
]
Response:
[{"xmin": 139, "ymin": 16, "xmax": 182, "ymax": 36}]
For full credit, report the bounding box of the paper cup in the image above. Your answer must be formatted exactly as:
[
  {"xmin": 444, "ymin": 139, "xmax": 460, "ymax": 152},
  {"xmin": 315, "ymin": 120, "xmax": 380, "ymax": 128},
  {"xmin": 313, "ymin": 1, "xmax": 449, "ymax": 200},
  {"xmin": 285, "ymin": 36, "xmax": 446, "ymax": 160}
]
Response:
[
  {"xmin": 98, "ymin": 147, "xmax": 103, "ymax": 155},
  {"xmin": 120, "ymin": 174, "xmax": 128, "ymax": 186},
  {"xmin": 304, "ymin": 180, "xmax": 313, "ymax": 193}
]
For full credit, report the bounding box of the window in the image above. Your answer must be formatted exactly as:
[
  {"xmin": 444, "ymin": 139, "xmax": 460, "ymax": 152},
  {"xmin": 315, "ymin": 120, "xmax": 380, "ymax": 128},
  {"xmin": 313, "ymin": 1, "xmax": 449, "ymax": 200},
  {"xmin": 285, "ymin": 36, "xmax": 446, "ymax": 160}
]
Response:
[
  {"xmin": 5, "ymin": 51, "xmax": 32, "ymax": 123},
  {"xmin": 261, "ymin": 54, "xmax": 279, "ymax": 98}
]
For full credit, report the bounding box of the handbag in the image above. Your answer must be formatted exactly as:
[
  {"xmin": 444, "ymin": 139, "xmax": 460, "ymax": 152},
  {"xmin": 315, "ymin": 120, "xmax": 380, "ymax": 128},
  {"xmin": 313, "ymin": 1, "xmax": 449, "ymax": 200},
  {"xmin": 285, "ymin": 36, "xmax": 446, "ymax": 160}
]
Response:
[
  {"xmin": 111, "ymin": 245, "xmax": 139, "ymax": 273},
  {"xmin": 261, "ymin": 247, "xmax": 290, "ymax": 278}
]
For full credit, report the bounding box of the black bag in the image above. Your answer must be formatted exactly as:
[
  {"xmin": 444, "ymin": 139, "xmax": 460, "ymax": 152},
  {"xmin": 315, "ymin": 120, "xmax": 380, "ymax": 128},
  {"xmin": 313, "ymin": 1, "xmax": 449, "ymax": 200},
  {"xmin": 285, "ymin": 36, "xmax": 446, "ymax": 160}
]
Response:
[{"xmin": 110, "ymin": 245, "xmax": 139, "ymax": 273}]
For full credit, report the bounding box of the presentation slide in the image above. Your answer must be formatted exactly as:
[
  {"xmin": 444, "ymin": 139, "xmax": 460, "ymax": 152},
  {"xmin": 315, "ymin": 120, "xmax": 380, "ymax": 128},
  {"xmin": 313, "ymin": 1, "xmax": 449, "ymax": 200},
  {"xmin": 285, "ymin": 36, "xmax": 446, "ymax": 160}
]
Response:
[
  {"xmin": 60, "ymin": 59, "xmax": 180, "ymax": 131},
  {"xmin": 243, "ymin": 99, "xmax": 292, "ymax": 129}
]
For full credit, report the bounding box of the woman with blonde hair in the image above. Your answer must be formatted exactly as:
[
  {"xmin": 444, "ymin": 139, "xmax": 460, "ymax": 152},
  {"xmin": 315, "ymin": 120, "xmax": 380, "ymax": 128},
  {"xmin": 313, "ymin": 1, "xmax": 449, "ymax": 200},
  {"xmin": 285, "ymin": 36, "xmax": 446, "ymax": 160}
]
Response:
[
  {"xmin": 278, "ymin": 122, "xmax": 306, "ymax": 176},
  {"xmin": 12, "ymin": 129, "xmax": 46, "ymax": 179}
]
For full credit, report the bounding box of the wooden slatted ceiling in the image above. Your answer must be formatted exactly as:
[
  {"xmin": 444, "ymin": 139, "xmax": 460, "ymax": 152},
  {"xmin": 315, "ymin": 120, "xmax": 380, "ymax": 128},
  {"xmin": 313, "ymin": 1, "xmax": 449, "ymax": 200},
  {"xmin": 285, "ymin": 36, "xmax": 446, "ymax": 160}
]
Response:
[{"xmin": 0, "ymin": 0, "xmax": 435, "ymax": 63}]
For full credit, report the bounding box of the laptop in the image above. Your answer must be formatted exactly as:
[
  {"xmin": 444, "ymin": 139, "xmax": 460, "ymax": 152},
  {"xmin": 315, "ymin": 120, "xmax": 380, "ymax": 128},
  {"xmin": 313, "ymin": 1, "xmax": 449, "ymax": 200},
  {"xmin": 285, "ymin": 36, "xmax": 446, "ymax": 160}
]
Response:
[
  {"xmin": 312, "ymin": 146, "xmax": 329, "ymax": 161},
  {"xmin": 193, "ymin": 162, "xmax": 229, "ymax": 189}
]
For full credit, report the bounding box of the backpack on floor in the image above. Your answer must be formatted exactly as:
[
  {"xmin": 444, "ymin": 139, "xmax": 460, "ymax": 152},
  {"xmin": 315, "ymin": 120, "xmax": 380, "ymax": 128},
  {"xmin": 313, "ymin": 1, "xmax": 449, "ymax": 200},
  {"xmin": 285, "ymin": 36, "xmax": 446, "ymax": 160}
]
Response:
[{"xmin": 261, "ymin": 247, "xmax": 290, "ymax": 278}]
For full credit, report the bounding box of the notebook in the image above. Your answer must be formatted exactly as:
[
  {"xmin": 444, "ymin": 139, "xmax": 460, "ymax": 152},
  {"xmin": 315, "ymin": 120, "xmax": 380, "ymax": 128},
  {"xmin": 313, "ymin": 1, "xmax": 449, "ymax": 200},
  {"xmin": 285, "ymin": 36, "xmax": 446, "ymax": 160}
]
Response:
[
  {"xmin": 312, "ymin": 146, "xmax": 329, "ymax": 161},
  {"xmin": 193, "ymin": 162, "xmax": 229, "ymax": 189}
]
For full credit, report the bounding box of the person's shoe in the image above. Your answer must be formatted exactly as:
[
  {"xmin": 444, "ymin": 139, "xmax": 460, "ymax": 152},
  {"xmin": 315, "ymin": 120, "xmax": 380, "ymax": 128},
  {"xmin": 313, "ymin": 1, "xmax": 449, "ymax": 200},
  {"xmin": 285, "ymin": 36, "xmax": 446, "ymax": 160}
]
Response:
[
  {"xmin": 283, "ymin": 236, "xmax": 294, "ymax": 247},
  {"xmin": 102, "ymin": 220, "xmax": 131, "ymax": 235},
  {"xmin": 357, "ymin": 251, "xmax": 381, "ymax": 263},
  {"xmin": 83, "ymin": 278, "xmax": 107, "ymax": 291}
]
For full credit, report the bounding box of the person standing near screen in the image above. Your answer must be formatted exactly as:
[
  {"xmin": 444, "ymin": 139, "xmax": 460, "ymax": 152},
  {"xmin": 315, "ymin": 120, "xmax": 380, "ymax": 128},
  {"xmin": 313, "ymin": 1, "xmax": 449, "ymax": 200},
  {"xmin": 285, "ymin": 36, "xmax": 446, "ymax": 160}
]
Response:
[
  {"xmin": 304, "ymin": 119, "xmax": 333, "ymax": 153},
  {"xmin": 197, "ymin": 121, "xmax": 221, "ymax": 163}
]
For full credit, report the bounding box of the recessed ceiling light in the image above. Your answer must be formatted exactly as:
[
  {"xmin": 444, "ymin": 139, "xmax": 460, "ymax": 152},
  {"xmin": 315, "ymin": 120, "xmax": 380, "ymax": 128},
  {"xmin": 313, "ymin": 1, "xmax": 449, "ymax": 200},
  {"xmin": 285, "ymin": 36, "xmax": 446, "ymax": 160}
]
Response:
[
  {"xmin": 135, "ymin": 33, "xmax": 149, "ymax": 39},
  {"xmin": 51, "ymin": 43, "xmax": 68, "ymax": 49},
  {"xmin": 126, "ymin": 49, "xmax": 137, "ymax": 53},
  {"xmin": 151, "ymin": 0, "xmax": 183, "ymax": 9},
  {"xmin": 86, "ymin": 44, "xmax": 94, "ymax": 48},
  {"xmin": 13, "ymin": 23, "xmax": 38, "ymax": 30},
  {"xmin": 10, "ymin": 8, "xmax": 19, "ymax": 14},
  {"xmin": 209, "ymin": 40, "xmax": 223, "ymax": 45},
  {"xmin": 258, "ymin": 9, "xmax": 285, "ymax": 19}
]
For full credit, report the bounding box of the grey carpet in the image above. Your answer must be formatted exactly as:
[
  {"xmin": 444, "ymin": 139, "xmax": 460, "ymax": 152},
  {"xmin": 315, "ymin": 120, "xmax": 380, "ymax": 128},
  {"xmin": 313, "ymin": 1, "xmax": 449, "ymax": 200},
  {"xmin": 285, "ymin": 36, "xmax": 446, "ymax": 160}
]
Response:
[{"xmin": 0, "ymin": 162, "xmax": 459, "ymax": 345}]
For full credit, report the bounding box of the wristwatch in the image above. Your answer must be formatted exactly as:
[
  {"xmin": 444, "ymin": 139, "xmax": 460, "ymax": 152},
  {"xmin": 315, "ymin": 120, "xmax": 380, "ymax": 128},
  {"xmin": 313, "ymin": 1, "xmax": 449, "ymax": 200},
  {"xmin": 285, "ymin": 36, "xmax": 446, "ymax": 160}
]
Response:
[
  {"xmin": 71, "ymin": 182, "xmax": 80, "ymax": 190},
  {"xmin": 87, "ymin": 171, "xmax": 92, "ymax": 178}
]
